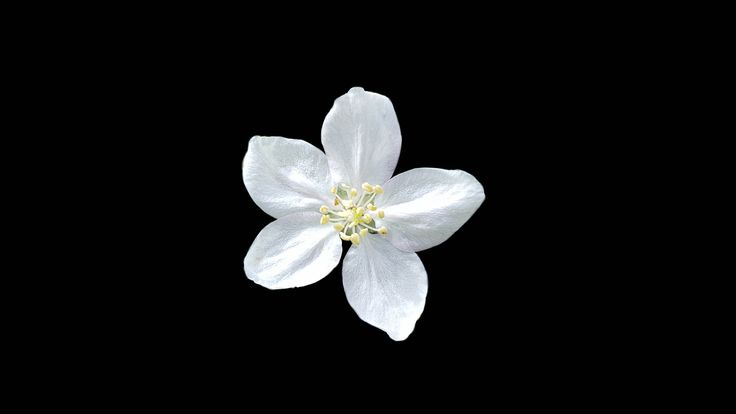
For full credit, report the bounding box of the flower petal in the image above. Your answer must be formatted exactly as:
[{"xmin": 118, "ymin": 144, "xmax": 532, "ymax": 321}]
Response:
[
  {"xmin": 244, "ymin": 212, "xmax": 342, "ymax": 289},
  {"xmin": 321, "ymin": 87, "xmax": 401, "ymax": 187},
  {"xmin": 242, "ymin": 136, "xmax": 333, "ymax": 219},
  {"xmin": 342, "ymin": 236, "xmax": 427, "ymax": 341},
  {"xmin": 379, "ymin": 168, "xmax": 485, "ymax": 252}
]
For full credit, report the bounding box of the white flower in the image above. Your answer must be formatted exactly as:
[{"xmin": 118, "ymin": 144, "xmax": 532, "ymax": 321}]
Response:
[{"xmin": 242, "ymin": 87, "xmax": 485, "ymax": 340}]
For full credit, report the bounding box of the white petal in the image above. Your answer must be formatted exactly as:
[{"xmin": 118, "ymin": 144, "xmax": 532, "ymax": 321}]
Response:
[
  {"xmin": 321, "ymin": 87, "xmax": 401, "ymax": 187},
  {"xmin": 342, "ymin": 236, "xmax": 427, "ymax": 341},
  {"xmin": 242, "ymin": 136, "xmax": 333, "ymax": 219},
  {"xmin": 379, "ymin": 168, "xmax": 485, "ymax": 252},
  {"xmin": 244, "ymin": 212, "xmax": 342, "ymax": 289}
]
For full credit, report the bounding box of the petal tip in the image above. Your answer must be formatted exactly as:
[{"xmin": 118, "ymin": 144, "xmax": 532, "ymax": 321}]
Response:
[
  {"xmin": 387, "ymin": 323, "xmax": 417, "ymax": 341},
  {"xmin": 348, "ymin": 86, "xmax": 365, "ymax": 94},
  {"xmin": 247, "ymin": 135, "xmax": 266, "ymax": 146}
]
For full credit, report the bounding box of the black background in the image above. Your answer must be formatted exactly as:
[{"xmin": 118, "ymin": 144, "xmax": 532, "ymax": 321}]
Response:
[
  {"xmin": 135, "ymin": 66, "xmax": 575, "ymax": 368},
  {"xmin": 16, "ymin": 8, "xmax": 656, "ymax": 403},
  {"xmin": 83, "ymin": 37, "xmax": 609, "ymax": 384}
]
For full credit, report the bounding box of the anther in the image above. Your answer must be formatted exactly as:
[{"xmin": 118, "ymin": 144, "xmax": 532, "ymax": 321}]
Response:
[
  {"xmin": 334, "ymin": 198, "xmax": 340, "ymax": 206},
  {"xmin": 359, "ymin": 228, "xmax": 368, "ymax": 237},
  {"xmin": 356, "ymin": 207, "xmax": 365, "ymax": 216},
  {"xmin": 320, "ymin": 215, "xmax": 329, "ymax": 225},
  {"xmin": 330, "ymin": 186, "xmax": 337, "ymax": 194},
  {"xmin": 339, "ymin": 232, "xmax": 351, "ymax": 241},
  {"xmin": 378, "ymin": 227, "xmax": 388, "ymax": 235},
  {"xmin": 363, "ymin": 214, "xmax": 372, "ymax": 222},
  {"xmin": 350, "ymin": 188, "xmax": 358, "ymax": 198},
  {"xmin": 362, "ymin": 183, "xmax": 374, "ymax": 193},
  {"xmin": 350, "ymin": 233, "xmax": 361, "ymax": 245},
  {"xmin": 319, "ymin": 205, "xmax": 329, "ymax": 214},
  {"xmin": 373, "ymin": 185, "xmax": 384, "ymax": 194},
  {"xmin": 334, "ymin": 223, "xmax": 344, "ymax": 232},
  {"xmin": 378, "ymin": 210, "xmax": 385, "ymax": 219},
  {"xmin": 367, "ymin": 203, "xmax": 377, "ymax": 211}
]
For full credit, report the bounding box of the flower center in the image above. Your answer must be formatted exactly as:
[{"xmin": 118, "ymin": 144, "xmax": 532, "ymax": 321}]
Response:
[{"xmin": 318, "ymin": 182, "xmax": 388, "ymax": 246}]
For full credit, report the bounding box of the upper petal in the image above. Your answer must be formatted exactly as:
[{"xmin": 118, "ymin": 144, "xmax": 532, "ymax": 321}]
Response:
[
  {"xmin": 379, "ymin": 168, "xmax": 485, "ymax": 252},
  {"xmin": 244, "ymin": 212, "xmax": 343, "ymax": 289},
  {"xmin": 342, "ymin": 236, "xmax": 427, "ymax": 341},
  {"xmin": 321, "ymin": 87, "xmax": 401, "ymax": 187},
  {"xmin": 242, "ymin": 136, "xmax": 333, "ymax": 219}
]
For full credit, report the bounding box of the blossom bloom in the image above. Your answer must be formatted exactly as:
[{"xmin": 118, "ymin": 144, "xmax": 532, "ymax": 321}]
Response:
[{"xmin": 242, "ymin": 87, "xmax": 484, "ymax": 340}]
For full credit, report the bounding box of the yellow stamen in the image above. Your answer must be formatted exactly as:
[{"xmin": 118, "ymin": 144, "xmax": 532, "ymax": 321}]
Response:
[
  {"xmin": 359, "ymin": 228, "xmax": 368, "ymax": 237},
  {"xmin": 378, "ymin": 210, "xmax": 385, "ymax": 219},
  {"xmin": 330, "ymin": 186, "xmax": 337, "ymax": 194},
  {"xmin": 339, "ymin": 232, "xmax": 351, "ymax": 241},
  {"xmin": 362, "ymin": 182, "xmax": 374, "ymax": 193},
  {"xmin": 319, "ymin": 205, "xmax": 329, "ymax": 214},
  {"xmin": 350, "ymin": 188, "xmax": 358, "ymax": 198},
  {"xmin": 350, "ymin": 233, "xmax": 360, "ymax": 245},
  {"xmin": 334, "ymin": 223, "xmax": 344, "ymax": 232},
  {"xmin": 373, "ymin": 185, "xmax": 384, "ymax": 194},
  {"xmin": 367, "ymin": 203, "xmax": 377, "ymax": 211},
  {"xmin": 320, "ymin": 215, "xmax": 329, "ymax": 225},
  {"xmin": 378, "ymin": 226, "xmax": 388, "ymax": 235}
]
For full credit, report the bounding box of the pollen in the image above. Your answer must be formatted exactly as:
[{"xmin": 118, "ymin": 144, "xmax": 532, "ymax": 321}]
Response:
[{"xmin": 320, "ymin": 215, "xmax": 329, "ymax": 224}]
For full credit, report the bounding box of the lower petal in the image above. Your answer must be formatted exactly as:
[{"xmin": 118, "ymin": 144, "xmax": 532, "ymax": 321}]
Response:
[
  {"xmin": 244, "ymin": 212, "xmax": 342, "ymax": 289},
  {"xmin": 342, "ymin": 236, "xmax": 428, "ymax": 341}
]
